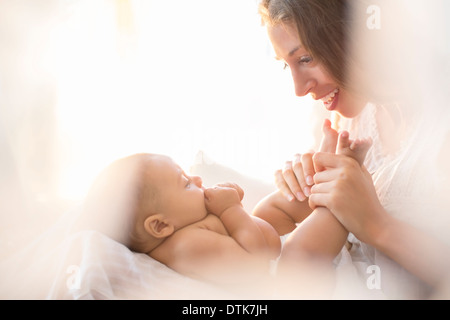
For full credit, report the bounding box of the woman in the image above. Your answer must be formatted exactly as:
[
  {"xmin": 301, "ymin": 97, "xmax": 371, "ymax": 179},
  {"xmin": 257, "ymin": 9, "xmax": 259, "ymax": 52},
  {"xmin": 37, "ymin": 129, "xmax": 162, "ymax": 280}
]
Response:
[{"xmin": 256, "ymin": 0, "xmax": 450, "ymax": 299}]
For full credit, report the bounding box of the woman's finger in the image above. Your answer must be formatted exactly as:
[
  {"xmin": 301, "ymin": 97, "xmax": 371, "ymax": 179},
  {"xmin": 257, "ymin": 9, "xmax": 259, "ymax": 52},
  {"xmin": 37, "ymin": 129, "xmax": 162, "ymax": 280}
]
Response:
[
  {"xmin": 312, "ymin": 152, "xmax": 349, "ymax": 169},
  {"xmin": 310, "ymin": 180, "xmax": 335, "ymax": 194},
  {"xmin": 292, "ymin": 154, "xmax": 310, "ymax": 198},
  {"xmin": 308, "ymin": 179, "xmax": 335, "ymax": 210},
  {"xmin": 308, "ymin": 192, "xmax": 330, "ymax": 211},
  {"xmin": 282, "ymin": 161, "xmax": 306, "ymax": 201},
  {"xmin": 274, "ymin": 169, "xmax": 296, "ymax": 202},
  {"xmin": 312, "ymin": 168, "xmax": 339, "ymax": 185},
  {"xmin": 300, "ymin": 152, "xmax": 315, "ymax": 187}
]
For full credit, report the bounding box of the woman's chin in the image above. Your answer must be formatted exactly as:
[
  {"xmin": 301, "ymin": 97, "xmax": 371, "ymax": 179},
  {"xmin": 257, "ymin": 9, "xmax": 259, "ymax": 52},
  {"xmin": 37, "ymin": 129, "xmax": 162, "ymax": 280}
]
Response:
[{"xmin": 333, "ymin": 95, "xmax": 367, "ymax": 119}]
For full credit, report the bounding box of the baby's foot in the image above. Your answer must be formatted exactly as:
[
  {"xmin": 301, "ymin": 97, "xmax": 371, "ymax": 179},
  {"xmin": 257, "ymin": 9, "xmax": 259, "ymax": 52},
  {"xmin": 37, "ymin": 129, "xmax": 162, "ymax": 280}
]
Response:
[
  {"xmin": 319, "ymin": 119, "xmax": 338, "ymax": 153},
  {"xmin": 336, "ymin": 131, "xmax": 372, "ymax": 166}
]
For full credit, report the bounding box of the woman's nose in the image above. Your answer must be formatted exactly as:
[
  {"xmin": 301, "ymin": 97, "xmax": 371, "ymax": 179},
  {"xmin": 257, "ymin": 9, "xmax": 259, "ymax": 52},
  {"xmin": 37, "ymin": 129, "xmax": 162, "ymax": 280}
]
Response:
[
  {"xmin": 291, "ymin": 68, "xmax": 315, "ymax": 97},
  {"xmin": 191, "ymin": 175, "xmax": 203, "ymax": 188}
]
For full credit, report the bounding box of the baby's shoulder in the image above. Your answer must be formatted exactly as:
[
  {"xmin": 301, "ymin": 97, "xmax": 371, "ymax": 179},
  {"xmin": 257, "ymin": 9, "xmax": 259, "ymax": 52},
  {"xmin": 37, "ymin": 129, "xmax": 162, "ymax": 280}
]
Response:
[
  {"xmin": 152, "ymin": 214, "xmax": 229, "ymax": 264},
  {"xmin": 160, "ymin": 214, "xmax": 228, "ymax": 251},
  {"xmin": 192, "ymin": 214, "xmax": 228, "ymax": 235}
]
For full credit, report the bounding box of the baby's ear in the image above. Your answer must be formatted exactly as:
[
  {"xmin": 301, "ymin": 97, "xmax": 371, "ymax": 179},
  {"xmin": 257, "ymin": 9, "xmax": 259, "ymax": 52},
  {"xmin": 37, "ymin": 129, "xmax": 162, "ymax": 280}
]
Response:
[{"xmin": 143, "ymin": 214, "xmax": 175, "ymax": 239}]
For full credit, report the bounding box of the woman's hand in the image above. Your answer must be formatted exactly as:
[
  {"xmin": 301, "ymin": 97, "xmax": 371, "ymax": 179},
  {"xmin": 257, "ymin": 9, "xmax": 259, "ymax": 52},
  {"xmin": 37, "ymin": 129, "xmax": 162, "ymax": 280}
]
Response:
[
  {"xmin": 310, "ymin": 151, "xmax": 450, "ymax": 289},
  {"xmin": 274, "ymin": 151, "xmax": 316, "ymax": 202},
  {"xmin": 274, "ymin": 119, "xmax": 338, "ymax": 203},
  {"xmin": 309, "ymin": 152, "xmax": 389, "ymax": 244}
]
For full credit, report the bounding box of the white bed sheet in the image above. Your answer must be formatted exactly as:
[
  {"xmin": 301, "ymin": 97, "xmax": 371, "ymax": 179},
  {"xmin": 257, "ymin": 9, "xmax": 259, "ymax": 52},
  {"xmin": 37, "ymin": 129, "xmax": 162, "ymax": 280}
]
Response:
[
  {"xmin": 0, "ymin": 214, "xmax": 257, "ymax": 300},
  {"xmin": 0, "ymin": 151, "xmax": 278, "ymax": 300}
]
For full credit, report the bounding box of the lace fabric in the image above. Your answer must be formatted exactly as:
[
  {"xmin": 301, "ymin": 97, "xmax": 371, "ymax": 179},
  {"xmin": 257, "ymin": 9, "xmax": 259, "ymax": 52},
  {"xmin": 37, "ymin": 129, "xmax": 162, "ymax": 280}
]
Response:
[{"xmin": 333, "ymin": 102, "xmax": 450, "ymax": 299}]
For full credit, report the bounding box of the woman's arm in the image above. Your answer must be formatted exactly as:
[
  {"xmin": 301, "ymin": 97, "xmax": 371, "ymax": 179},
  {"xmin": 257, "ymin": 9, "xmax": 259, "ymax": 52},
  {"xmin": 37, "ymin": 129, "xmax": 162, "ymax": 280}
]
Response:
[
  {"xmin": 375, "ymin": 213, "xmax": 450, "ymax": 289},
  {"xmin": 310, "ymin": 152, "xmax": 450, "ymax": 288}
]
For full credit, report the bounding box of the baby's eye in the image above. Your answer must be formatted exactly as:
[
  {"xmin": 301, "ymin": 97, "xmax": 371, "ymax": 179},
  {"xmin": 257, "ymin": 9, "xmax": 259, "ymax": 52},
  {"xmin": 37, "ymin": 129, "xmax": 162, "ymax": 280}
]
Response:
[
  {"xmin": 283, "ymin": 62, "xmax": 289, "ymax": 70},
  {"xmin": 184, "ymin": 177, "xmax": 191, "ymax": 188}
]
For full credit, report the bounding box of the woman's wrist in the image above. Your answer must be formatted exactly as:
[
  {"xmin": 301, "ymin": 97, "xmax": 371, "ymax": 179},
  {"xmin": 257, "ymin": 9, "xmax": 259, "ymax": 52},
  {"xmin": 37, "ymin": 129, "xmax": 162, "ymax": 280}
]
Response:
[
  {"xmin": 363, "ymin": 207, "xmax": 450, "ymax": 287},
  {"xmin": 366, "ymin": 207, "xmax": 397, "ymax": 253}
]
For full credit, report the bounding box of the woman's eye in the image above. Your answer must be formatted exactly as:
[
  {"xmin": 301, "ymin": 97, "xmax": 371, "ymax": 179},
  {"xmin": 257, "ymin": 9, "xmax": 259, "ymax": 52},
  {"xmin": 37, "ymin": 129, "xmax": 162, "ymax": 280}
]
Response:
[
  {"xmin": 282, "ymin": 56, "xmax": 312, "ymax": 70},
  {"xmin": 298, "ymin": 56, "xmax": 313, "ymax": 64}
]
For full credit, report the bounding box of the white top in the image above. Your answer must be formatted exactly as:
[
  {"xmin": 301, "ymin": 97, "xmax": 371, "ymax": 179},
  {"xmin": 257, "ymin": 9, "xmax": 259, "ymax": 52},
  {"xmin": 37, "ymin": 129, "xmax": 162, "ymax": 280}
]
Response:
[{"xmin": 333, "ymin": 102, "xmax": 450, "ymax": 299}]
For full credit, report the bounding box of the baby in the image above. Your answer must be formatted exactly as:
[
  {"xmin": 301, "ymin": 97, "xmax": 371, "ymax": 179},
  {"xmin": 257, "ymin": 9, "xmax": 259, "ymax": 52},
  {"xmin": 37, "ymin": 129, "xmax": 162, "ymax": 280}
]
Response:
[
  {"xmin": 78, "ymin": 120, "xmax": 370, "ymax": 298},
  {"xmin": 78, "ymin": 152, "xmax": 281, "ymax": 291}
]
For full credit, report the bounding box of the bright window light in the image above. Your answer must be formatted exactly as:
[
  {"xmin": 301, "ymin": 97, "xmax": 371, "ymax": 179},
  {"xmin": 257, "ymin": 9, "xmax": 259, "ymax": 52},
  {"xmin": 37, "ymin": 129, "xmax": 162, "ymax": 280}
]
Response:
[{"xmin": 1, "ymin": 0, "xmax": 317, "ymax": 206}]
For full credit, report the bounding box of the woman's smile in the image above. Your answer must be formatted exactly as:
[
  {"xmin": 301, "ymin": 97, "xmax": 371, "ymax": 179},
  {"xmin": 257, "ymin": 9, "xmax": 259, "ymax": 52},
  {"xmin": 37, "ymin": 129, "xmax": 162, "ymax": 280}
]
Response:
[{"xmin": 317, "ymin": 88, "xmax": 339, "ymax": 111}]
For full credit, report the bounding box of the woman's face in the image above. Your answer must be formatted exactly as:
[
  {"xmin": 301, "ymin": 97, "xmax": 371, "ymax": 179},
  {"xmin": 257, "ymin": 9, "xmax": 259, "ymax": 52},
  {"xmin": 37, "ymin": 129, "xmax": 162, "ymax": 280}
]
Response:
[{"xmin": 266, "ymin": 22, "xmax": 367, "ymax": 118}]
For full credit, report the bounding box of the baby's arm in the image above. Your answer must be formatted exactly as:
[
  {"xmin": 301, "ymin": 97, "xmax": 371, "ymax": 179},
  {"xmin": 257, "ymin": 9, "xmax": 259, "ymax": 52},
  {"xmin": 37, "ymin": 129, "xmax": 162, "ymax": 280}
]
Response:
[
  {"xmin": 205, "ymin": 185, "xmax": 280, "ymax": 259},
  {"xmin": 159, "ymin": 219, "xmax": 276, "ymax": 286},
  {"xmin": 151, "ymin": 187, "xmax": 279, "ymax": 288}
]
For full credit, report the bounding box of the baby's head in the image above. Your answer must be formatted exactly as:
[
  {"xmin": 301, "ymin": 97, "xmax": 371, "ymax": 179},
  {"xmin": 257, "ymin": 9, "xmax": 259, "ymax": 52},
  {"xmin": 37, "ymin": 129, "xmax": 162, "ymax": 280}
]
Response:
[{"xmin": 78, "ymin": 153, "xmax": 207, "ymax": 253}]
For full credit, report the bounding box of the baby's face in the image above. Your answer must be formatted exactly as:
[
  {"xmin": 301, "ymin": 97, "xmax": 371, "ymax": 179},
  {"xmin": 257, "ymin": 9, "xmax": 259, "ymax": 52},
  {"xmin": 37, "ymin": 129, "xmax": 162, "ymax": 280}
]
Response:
[{"xmin": 147, "ymin": 155, "xmax": 207, "ymax": 230}]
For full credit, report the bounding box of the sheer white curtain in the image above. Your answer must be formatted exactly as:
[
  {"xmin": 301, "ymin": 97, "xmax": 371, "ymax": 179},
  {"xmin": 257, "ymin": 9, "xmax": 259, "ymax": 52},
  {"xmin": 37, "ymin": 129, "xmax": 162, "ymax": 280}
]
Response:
[
  {"xmin": 0, "ymin": 0, "xmax": 317, "ymax": 249},
  {"xmin": 49, "ymin": 0, "xmax": 317, "ymax": 199}
]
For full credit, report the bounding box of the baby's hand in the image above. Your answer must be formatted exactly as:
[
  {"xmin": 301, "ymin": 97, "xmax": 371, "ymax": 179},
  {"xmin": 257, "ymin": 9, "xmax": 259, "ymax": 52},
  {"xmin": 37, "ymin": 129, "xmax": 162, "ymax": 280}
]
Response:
[
  {"xmin": 204, "ymin": 186, "xmax": 242, "ymax": 217},
  {"xmin": 214, "ymin": 182, "xmax": 244, "ymax": 201}
]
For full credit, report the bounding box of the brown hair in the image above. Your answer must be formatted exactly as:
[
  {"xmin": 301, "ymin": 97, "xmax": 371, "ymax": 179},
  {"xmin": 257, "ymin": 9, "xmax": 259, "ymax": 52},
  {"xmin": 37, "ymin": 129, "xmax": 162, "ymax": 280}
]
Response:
[
  {"xmin": 258, "ymin": 0, "xmax": 353, "ymax": 90},
  {"xmin": 258, "ymin": 0, "xmax": 419, "ymax": 104}
]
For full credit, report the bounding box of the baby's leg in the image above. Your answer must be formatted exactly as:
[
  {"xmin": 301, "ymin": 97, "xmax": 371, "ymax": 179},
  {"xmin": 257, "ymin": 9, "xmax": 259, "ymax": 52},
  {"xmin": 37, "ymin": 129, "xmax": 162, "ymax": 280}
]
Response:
[
  {"xmin": 275, "ymin": 207, "xmax": 349, "ymax": 299},
  {"xmin": 276, "ymin": 125, "xmax": 355, "ymax": 284},
  {"xmin": 276, "ymin": 129, "xmax": 374, "ymax": 297},
  {"xmin": 252, "ymin": 119, "xmax": 339, "ymax": 236},
  {"xmin": 277, "ymin": 120, "xmax": 347, "ymax": 256},
  {"xmin": 277, "ymin": 131, "xmax": 373, "ymax": 265},
  {"xmin": 279, "ymin": 207, "xmax": 349, "ymax": 263},
  {"xmin": 252, "ymin": 191, "xmax": 312, "ymax": 236},
  {"xmin": 319, "ymin": 118, "xmax": 338, "ymax": 154}
]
